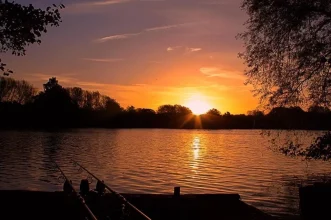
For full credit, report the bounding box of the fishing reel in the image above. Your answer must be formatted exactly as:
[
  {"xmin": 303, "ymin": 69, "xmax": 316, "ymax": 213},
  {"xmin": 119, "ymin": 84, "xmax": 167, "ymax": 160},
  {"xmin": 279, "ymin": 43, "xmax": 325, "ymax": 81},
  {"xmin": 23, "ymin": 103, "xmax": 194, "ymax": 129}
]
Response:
[
  {"xmin": 80, "ymin": 179, "xmax": 90, "ymax": 196},
  {"xmin": 63, "ymin": 180, "xmax": 73, "ymax": 194},
  {"xmin": 79, "ymin": 176, "xmax": 95, "ymax": 196},
  {"xmin": 96, "ymin": 180, "xmax": 106, "ymax": 194}
]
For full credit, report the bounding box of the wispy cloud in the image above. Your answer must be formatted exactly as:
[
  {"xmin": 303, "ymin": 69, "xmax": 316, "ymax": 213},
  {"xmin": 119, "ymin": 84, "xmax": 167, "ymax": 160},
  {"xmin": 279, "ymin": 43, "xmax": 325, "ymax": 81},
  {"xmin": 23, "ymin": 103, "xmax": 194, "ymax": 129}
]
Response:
[
  {"xmin": 83, "ymin": 58, "xmax": 124, "ymax": 62},
  {"xmin": 97, "ymin": 33, "xmax": 140, "ymax": 42},
  {"xmin": 91, "ymin": 0, "xmax": 131, "ymax": 6},
  {"xmin": 70, "ymin": 0, "xmax": 131, "ymax": 7},
  {"xmin": 187, "ymin": 47, "xmax": 202, "ymax": 52},
  {"xmin": 64, "ymin": 0, "xmax": 132, "ymax": 14},
  {"xmin": 65, "ymin": 0, "xmax": 166, "ymax": 14},
  {"xmin": 200, "ymin": 67, "xmax": 245, "ymax": 80},
  {"xmin": 86, "ymin": 0, "xmax": 164, "ymax": 5},
  {"xmin": 96, "ymin": 22, "xmax": 201, "ymax": 42},
  {"xmin": 144, "ymin": 23, "xmax": 193, "ymax": 32},
  {"xmin": 166, "ymin": 46, "xmax": 202, "ymax": 53},
  {"xmin": 167, "ymin": 46, "xmax": 182, "ymax": 51}
]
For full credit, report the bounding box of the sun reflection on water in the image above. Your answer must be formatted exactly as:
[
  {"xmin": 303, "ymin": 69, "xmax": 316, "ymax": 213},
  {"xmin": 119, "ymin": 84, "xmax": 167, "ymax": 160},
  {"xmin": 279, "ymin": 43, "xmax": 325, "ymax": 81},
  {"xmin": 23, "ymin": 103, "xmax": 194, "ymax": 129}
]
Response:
[
  {"xmin": 193, "ymin": 137, "xmax": 200, "ymax": 160},
  {"xmin": 2, "ymin": 130, "xmax": 331, "ymax": 217},
  {"xmin": 191, "ymin": 137, "xmax": 201, "ymax": 171}
]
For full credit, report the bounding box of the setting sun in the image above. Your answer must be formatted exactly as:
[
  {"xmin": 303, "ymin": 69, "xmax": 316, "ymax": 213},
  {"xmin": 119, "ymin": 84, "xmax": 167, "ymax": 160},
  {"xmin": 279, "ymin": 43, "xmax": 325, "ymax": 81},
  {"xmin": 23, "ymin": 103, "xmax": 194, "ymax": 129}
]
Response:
[{"xmin": 184, "ymin": 94, "xmax": 211, "ymax": 115}]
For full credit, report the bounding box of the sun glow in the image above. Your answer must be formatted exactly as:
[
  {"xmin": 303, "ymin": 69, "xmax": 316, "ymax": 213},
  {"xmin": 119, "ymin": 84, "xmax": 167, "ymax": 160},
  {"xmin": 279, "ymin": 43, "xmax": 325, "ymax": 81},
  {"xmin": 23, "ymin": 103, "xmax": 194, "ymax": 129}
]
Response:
[{"xmin": 184, "ymin": 94, "xmax": 211, "ymax": 115}]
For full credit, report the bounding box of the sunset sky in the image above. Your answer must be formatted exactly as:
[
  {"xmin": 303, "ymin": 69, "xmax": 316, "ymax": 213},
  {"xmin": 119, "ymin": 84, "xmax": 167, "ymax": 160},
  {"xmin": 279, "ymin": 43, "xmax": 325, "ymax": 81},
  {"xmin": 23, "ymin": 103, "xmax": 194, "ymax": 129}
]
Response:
[{"xmin": 3, "ymin": 0, "xmax": 258, "ymax": 114}]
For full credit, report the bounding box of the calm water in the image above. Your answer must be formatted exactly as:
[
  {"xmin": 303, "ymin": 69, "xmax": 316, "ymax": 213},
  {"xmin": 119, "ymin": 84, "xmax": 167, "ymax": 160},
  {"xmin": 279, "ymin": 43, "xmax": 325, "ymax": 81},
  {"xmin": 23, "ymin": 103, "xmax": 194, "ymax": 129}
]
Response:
[{"xmin": 0, "ymin": 129, "xmax": 330, "ymax": 217}]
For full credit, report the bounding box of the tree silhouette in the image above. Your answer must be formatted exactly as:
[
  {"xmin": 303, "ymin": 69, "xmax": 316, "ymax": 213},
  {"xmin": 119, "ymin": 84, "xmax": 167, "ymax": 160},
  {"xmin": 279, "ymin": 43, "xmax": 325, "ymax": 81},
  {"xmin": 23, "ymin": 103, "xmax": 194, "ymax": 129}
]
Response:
[
  {"xmin": 0, "ymin": 76, "xmax": 36, "ymax": 104},
  {"xmin": 239, "ymin": 0, "xmax": 331, "ymax": 108},
  {"xmin": 43, "ymin": 77, "xmax": 60, "ymax": 91},
  {"xmin": 0, "ymin": 1, "xmax": 64, "ymax": 75},
  {"xmin": 35, "ymin": 77, "xmax": 76, "ymax": 112},
  {"xmin": 103, "ymin": 96, "xmax": 122, "ymax": 114},
  {"xmin": 157, "ymin": 104, "xmax": 192, "ymax": 115},
  {"xmin": 280, "ymin": 131, "xmax": 331, "ymax": 161},
  {"xmin": 207, "ymin": 108, "xmax": 221, "ymax": 116},
  {"xmin": 1, "ymin": 77, "xmax": 331, "ymax": 131},
  {"xmin": 239, "ymin": 0, "xmax": 331, "ymax": 161},
  {"xmin": 67, "ymin": 87, "xmax": 84, "ymax": 108},
  {"xmin": 126, "ymin": 106, "xmax": 136, "ymax": 113},
  {"xmin": 223, "ymin": 111, "xmax": 231, "ymax": 117},
  {"xmin": 247, "ymin": 110, "xmax": 264, "ymax": 117}
]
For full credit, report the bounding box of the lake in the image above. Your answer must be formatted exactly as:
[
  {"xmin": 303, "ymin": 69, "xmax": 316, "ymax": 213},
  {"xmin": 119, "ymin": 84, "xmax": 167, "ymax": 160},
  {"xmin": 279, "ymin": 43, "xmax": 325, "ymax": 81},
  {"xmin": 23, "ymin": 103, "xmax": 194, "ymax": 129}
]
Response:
[{"xmin": 0, "ymin": 129, "xmax": 330, "ymax": 217}]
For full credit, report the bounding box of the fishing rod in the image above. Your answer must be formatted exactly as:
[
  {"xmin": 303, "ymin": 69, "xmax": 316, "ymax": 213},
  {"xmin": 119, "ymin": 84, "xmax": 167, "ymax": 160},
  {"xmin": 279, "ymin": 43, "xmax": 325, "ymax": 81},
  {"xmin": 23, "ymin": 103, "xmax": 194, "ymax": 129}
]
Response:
[
  {"xmin": 52, "ymin": 160, "xmax": 98, "ymax": 220},
  {"xmin": 72, "ymin": 160, "xmax": 152, "ymax": 220}
]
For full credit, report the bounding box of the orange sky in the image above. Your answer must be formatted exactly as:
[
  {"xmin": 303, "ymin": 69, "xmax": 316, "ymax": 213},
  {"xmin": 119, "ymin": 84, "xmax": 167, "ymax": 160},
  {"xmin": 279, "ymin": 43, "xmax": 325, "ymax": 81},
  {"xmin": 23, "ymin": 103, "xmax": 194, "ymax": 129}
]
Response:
[{"xmin": 3, "ymin": 0, "xmax": 258, "ymax": 114}]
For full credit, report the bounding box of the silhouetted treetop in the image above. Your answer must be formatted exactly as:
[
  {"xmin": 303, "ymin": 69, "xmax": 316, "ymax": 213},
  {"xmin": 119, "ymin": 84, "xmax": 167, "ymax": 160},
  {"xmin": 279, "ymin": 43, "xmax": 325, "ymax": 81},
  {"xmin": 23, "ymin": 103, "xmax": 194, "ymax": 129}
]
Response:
[
  {"xmin": 103, "ymin": 96, "xmax": 122, "ymax": 114},
  {"xmin": 35, "ymin": 78, "xmax": 76, "ymax": 113},
  {"xmin": 66, "ymin": 87, "xmax": 122, "ymax": 113},
  {"xmin": 0, "ymin": 76, "xmax": 36, "ymax": 104},
  {"xmin": 43, "ymin": 77, "xmax": 61, "ymax": 91},
  {"xmin": 67, "ymin": 87, "xmax": 84, "ymax": 108},
  {"xmin": 136, "ymin": 108, "xmax": 156, "ymax": 115},
  {"xmin": 239, "ymin": 0, "xmax": 331, "ymax": 108},
  {"xmin": 0, "ymin": 1, "xmax": 64, "ymax": 75},
  {"xmin": 247, "ymin": 110, "xmax": 264, "ymax": 117},
  {"xmin": 126, "ymin": 106, "xmax": 136, "ymax": 113},
  {"xmin": 223, "ymin": 111, "xmax": 232, "ymax": 117},
  {"xmin": 206, "ymin": 108, "xmax": 221, "ymax": 116},
  {"xmin": 2, "ymin": 77, "xmax": 331, "ymax": 131},
  {"xmin": 157, "ymin": 104, "xmax": 192, "ymax": 115}
]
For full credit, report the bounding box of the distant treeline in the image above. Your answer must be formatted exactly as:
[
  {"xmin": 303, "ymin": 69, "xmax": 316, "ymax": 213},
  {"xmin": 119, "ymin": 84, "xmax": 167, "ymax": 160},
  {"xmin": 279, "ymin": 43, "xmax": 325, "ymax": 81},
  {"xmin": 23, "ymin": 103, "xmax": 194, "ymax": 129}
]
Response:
[{"xmin": 1, "ymin": 77, "xmax": 331, "ymax": 130}]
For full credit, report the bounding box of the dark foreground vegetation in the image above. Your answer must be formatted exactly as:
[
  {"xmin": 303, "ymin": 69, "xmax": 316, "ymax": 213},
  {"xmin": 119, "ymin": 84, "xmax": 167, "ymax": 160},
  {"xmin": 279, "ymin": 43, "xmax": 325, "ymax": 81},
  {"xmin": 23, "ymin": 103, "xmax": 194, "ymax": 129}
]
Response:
[{"xmin": 1, "ymin": 77, "xmax": 331, "ymax": 130}]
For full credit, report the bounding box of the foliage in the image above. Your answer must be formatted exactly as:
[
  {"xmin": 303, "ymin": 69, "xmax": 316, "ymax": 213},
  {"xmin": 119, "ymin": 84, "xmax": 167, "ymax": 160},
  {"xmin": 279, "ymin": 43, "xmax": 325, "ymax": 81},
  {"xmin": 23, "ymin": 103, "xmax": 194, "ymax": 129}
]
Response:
[
  {"xmin": 1, "ymin": 77, "xmax": 331, "ymax": 131},
  {"xmin": 34, "ymin": 77, "xmax": 76, "ymax": 114},
  {"xmin": 239, "ymin": 0, "xmax": 331, "ymax": 108},
  {"xmin": 0, "ymin": 1, "xmax": 64, "ymax": 75},
  {"xmin": 43, "ymin": 77, "xmax": 61, "ymax": 91},
  {"xmin": 136, "ymin": 108, "xmax": 156, "ymax": 115},
  {"xmin": 280, "ymin": 132, "xmax": 331, "ymax": 161},
  {"xmin": 0, "ymin": 76, "xmax": 36, "ymax": 104},
  {"xmin": 247, "ymin": 110, "xmax": 264, "ymax": 117},
  {"xmin": 66, "ymin": 87, "xmax": 122, "ymax": 113},
  {"xmin": 157, "ymin": 104, "xmax": 192, "ymax": 115},
  {"xmin": 207, "ymin": 108, "xmax": 221, "ymax": 116},
  {"xmin": 126, "ymin": 106, "xmax": 136, "ymax": 113},
  {"xmin": 305, "ymin": 132, "xmax": 331, "ymax": 160},
  {"xmin": 239, "ymin": 0, "xmax": 331, "ymax": 161},
  {"xmin": 223, "ymin": 111, "xmax": 232, "ymax": 117}
]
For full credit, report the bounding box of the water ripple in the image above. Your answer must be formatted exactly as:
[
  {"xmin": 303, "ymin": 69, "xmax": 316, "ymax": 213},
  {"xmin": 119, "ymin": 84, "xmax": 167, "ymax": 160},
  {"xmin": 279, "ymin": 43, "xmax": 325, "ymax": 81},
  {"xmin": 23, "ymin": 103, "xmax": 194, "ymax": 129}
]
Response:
[{"xmin": 1, "ymin": 129, "xmax": 331, "ymax": 217}]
